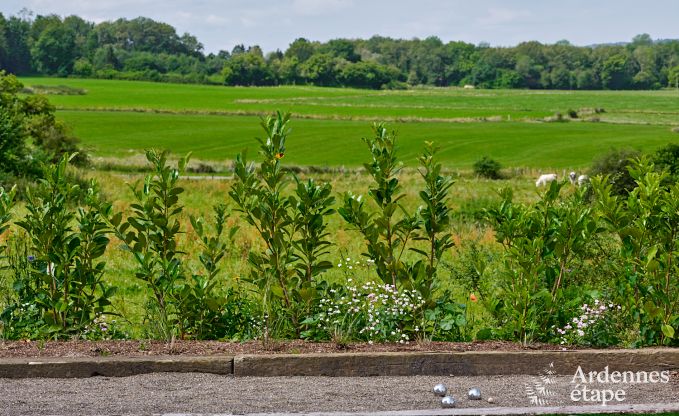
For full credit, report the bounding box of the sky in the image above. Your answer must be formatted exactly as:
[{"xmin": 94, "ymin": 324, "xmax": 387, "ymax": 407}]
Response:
[{"xmin": 2, "ymin": 0, "xmax": 678, "ymax": 54}]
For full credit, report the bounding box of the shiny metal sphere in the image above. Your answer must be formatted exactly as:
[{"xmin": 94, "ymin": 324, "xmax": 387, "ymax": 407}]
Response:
[
  {"xmin": 441, "ymin": 395, "xmax": 457, "ymax": 408},
  {"xmin": 468, "ymin": 387, "xmax": 482, "ymax": 400},
  {"xmin": 432, "ymin": 383, "xmax": 447, "ymax": 396}
]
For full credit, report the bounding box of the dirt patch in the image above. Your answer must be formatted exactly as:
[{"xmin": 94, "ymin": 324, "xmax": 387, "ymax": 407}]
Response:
[{"xmin": 0, "ymin": 340, "xmax": 574, "ymax": 358}]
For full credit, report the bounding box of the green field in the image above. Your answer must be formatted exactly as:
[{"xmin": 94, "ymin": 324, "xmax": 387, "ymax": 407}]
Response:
[{"xmin": 21, "ymin": 77, "xmax": 679, "ymax": 168}]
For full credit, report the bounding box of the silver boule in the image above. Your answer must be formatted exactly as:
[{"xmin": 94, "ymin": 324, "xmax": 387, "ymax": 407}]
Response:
[
  {"xmin": 433, "ymin": 383, "xmax": 447, "ymax": 396},
  {"xmin": 468, "ymin": 387, "xmax": 482, "ymax": 400},
  {"xmin": 441, "ymin": 395, "xmax": 457, "ymax": 408}
]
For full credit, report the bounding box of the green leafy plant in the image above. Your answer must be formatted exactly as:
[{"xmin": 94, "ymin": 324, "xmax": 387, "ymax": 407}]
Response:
[
  {"xmin": 653, "ymin": 143, "xmax": 679, "ymax": 182},
  {"xmin": 421, "ymin": 292, "xmax": 467, "ymax": 341},
  {"xmin": 339, "ymin": 123, "xmax": 419, "ymax": 288},
  {"xmin": 111, "ymin": 149, "xmax": 190, "ymax": 340},
  {"xmin": 411, "ymin": 142, "xmax": 456, "ymax": 307},
  {"xmin": 486, "ymin": 180, "xmax": 601, "ymax": 343},
  {"xmin": 590, "ymin": 147, "xmax": 642, "ymax": 195},
  {"xmin": 473, "ymin": 156, "xmax": 502, "ymax": 179},
  {"xmin": 3, "ymin": 154, "xmax": 115, "ymax": 339},
  {"xmin": 229, "ymin": 111, "xmax": 335, "ymax": 341},
  {"xmin": 291, "ymin": 178, "xmax": 335, "ymax": 283},
  {"xmin": 172, "ymin": 204, "xmax": 258, "ymax": 340},
  {"xmin": 339, "ymin": 128, "xmax": 461, "ymax": 341},
  {"xmin": 592, "ymin": 159, "xmax": 679, "ymax": 346}
]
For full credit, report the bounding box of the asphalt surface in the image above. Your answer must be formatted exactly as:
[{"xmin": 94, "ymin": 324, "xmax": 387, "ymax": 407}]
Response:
[{"xmin": 1, "ymin": 373, "xmax": 677, "ymax": 415}]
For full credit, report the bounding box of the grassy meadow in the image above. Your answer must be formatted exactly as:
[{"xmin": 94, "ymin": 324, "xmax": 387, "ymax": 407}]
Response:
[{"xmin": 20, "ymin": 77, "xmax": 679, "ymax": 169}]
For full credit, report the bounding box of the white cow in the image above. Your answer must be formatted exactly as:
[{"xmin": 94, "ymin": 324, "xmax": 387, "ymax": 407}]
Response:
[
  {"xmin": 569, "ymin": 171, "xmax": 578, "ymax": 185},
  {"xmin": 536, "ymin": 173, "xmax": 557, "ymax": 187},
  {"xmin": 569, "ymin": 171, "xmax": 589, "ymax": 186}
]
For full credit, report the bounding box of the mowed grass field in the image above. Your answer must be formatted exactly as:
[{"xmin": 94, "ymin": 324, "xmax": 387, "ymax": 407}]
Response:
[{"xmin": 21, "ymin": 77, "xmax": 679, "ymax": 169}]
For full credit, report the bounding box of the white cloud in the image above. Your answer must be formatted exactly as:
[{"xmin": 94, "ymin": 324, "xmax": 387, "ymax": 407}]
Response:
[
  {"xmin": 478, "ymin": 7, "xmax": 531, "ymax": 26},
  {"xmin": 176, "ymin": 11, "xmax": 193, "ymax": 20},
  {"xmin": 205, "ymin": 14, "xmax": 229, "ymax": 25},
  {"xmin": 239, "ymin": 16, "xmax": 257, "ymax": 28},
  {"xmin": 292, "ymin": 0, "xmax": 353, "ymax": 16}
]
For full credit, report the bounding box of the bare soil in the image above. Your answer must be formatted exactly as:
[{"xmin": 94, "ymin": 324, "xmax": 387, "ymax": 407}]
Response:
[{"xmin": 0, "ymin": 339, "xmax": 574, "ymax": 358}]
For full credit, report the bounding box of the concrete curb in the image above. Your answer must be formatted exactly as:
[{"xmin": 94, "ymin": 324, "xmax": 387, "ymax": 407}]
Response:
[
  {"xmin": 233, "ymin": 349, "xmax": 679, "ymax": 377},
  {"xmin": 0, "ymin": 349, "xmax": 677, "ymax": 379},
  {"xmin": 0, "ymin": 355, "xmax": 233, "ymax": 378}
]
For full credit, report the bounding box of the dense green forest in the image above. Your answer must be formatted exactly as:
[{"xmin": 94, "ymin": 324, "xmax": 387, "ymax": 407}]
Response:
[{"xmin": 2, "ymin": 12, "xmax": 679, "ymax": 90}]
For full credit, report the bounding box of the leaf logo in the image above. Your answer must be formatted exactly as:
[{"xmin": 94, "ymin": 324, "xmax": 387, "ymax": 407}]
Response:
[{"xmin": 525, "ymin": 362, "xmax": 558, "ymax": 406}]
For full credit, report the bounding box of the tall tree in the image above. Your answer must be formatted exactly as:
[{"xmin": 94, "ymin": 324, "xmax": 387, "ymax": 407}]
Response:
[
  {"xmin": 4, "ymin": 15, "xmax": 32, "ymax": 73},
  {"xmin": 285, "ymin": 38, "xmax": 315, "ymax": 63},
  {"xmin": 31, "ymin": 24, "xmax": 77, "ymax": 75}
]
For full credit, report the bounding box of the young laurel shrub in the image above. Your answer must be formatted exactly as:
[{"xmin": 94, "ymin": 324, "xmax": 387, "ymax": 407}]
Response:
[
  {"xmin": 0, "ymin": 236, "xmax": 38, "ymax": 339},
  {"xmin": 112, "ymin": 151, "xmax": 253, "ymax": 341},
  {"xmin": 485, "ymin": 180, "xmax": 602, "ymax": 344},
  {"xmin": 177, "ymin": 205, "xmax": 259, "ymax": 340},
  {"xmin": 3, "ymin": 154, "xmax": 117, "ymax": 339},
  {"xmin": 412, "ymin": 142, "xmax": 456, "ymax": 308},
  {"xmin": 473, "ymin": 156, "xmax": 502, "ymax": 180},
  {"xmin": 592, "ymin": 159, "xmax": 679, "ymax": 346},
  {"xmin": 339, "ymin": 126, "xmax": 464, "ymax": 341},
  {"xmin": 339, "ymin": 123, "xmax": 419, "ymax": 289},
  {"xmin": 229, "ymin": 112, "xmax": 335, "ymax": 342},
  {"xmin": 111, "ymin": 150, "xmax": 190, "ymax": 340}
]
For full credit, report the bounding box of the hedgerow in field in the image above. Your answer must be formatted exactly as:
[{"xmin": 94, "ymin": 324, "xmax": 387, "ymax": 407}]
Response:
[{"xmin": 0, "ymin": 71, "xmax": 87, "ymax": 191}]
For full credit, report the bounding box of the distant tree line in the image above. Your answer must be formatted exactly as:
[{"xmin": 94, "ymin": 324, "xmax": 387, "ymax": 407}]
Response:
[{"xmin": 2, "ymin": 11, "xmax": 679, "ymax": 90}]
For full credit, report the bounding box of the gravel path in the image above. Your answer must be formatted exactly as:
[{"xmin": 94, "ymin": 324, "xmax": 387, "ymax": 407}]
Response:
[{"xmin": 1, "ymin": 373, "xmax": 677, "ymax": 415}]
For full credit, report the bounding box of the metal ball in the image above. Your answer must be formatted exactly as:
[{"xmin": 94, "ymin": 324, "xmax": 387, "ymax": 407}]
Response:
[
  {"xmin": 432, "ymin": 383, "xmax": 447, "ymax": 396},
  {"xmin": 468, "ymin": 387, "xmax": 482, "ymax": 400},
  {"xmin": 441, "ymin": 395, "xmax": 457, "ymax": 408}
]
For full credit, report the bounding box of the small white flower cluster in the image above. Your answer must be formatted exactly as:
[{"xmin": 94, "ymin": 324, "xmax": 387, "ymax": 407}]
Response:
[
  {"xmin": 318, "ymin": 280, "xmax": 424, "ymax": 343},
  {"xmin": 555, "ymin": 299, "xmax": 620, "ymax": 345},
  {"xmin": 336, "ymin": 256, "xmax": 376, "ymax": 271}
]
